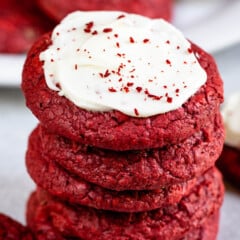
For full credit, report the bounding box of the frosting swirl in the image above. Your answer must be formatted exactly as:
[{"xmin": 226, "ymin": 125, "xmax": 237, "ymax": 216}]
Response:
[{"xmin": 40, "ymin": 11, "xmax": 207, "ymax": 117}]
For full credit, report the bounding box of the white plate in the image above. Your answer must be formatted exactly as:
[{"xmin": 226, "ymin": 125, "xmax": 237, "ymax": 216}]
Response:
[
  {"xmin": 0, "ymin": 54, "xmax": 26, "ymax": 87},
  {"xmin": 0, "ymin": 0, "xmax": 240, "ymax": 86}
]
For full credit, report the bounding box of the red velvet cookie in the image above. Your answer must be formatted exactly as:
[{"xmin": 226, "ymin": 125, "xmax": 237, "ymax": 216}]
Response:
[
  {"xmin": 26, "ymin": 168, "xmax": 223, "ymax": 240},
  {"xmin": 26, "ymin": 128, "xmax": 203, "ymax": 212},
  {"xmin": 37, "ymin": 113, "xmax": 224, "ymax": 191},
  {"xmin": 0, "ymin": 0, "xmax": 55, "ymax": 53},
  {"xmin": 0, "ymin": 213, "xmax": 33, "ymax": 240},
  {"xmin": 22, "ymin": 33, "xmax": 223, "ymax": 151},
  {"xmin": 36, "ymin": 0, "xmax": 172, "ymax": 22},
  {"xmin": 217, "ymin": 145, "xmax": 240, "ymax": 189},
  {"xmin": 26, "ymin": 192, "xmax": 220, "ymax": 240},
  {"xmin": 26, "ymin": 194, "xmax": 64, "ymax": 240}
]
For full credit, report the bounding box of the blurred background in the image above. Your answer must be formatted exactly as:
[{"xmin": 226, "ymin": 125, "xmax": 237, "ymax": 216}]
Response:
[{"xmin": 0, "ymin": 0, "xmax": 240, "ymax": 239}]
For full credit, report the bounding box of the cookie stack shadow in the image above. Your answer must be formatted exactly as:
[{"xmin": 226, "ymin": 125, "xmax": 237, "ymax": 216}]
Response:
[{"xmin": 22, "ymin": 34, "xmax": 225, "ymax": 239}]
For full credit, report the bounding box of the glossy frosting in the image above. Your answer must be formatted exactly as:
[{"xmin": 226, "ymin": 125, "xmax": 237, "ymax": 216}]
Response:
[{"xmin": 40, "ymin": 11, "xmax": 207, "ymax": 117}]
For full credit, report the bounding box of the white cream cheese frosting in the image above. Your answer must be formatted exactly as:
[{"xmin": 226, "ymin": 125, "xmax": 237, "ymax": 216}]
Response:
[
  {"xmin": 40, "ymin": 11, "xmax": 207, "ymax": 117},
  {"xmin": 221, "ymin": 93, "xmax": 240, "ymax": 149}
]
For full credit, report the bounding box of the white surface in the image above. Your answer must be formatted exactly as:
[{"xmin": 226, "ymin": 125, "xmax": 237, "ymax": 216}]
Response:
[
  {"xmin": 1, "ymin": 0, "xmax": 240, "ymax": 87},
  {"xmin": 0, "ymin": 90, "xmax": 37, "ymax": 224}
]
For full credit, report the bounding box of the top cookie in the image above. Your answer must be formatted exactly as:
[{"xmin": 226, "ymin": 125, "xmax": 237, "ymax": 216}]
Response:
[{"xmin": 22, "ymin": 12, "xmax": 223, "ymax": 150}]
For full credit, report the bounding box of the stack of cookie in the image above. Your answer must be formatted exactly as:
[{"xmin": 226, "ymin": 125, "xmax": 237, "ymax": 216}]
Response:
[
  {"xmin": 0, "ymin": 0, "xmax": 55, "ymax": 53},
  {"xmin": 22, "ymin": 11, "xmax": 225, "ymax": 239}
]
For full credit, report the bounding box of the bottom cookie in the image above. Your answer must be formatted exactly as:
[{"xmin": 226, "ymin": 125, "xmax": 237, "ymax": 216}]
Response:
[
  {"xmin": 27, "ymin": 168, "xmax": 223, "ymax": 240},
  {"xmin": 217, "ymin": 145, "xmax": 240, "ymax": 189},
  {"xmin": 0, "ymin": 213, "xmax": 32, "ymax": 240},
  {"xmin": 182, "ymin": 211, "xmax": 219, "ymax": 240}
]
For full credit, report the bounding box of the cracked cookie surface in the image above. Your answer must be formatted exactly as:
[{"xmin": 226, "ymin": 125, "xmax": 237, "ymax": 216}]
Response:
[
  {"xmin": 0, "ymin": 0, "xmax": 54, "ymax": 53},
  {"xmin": 34, "ymin": 113, "xmax": 224, "ymax": 191},
  {"xmin": 217, "ymin": 145, "xmax": 240, "ymax": 189}
]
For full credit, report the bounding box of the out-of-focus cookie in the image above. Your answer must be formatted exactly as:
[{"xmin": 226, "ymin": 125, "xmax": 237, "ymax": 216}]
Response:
[
  {"xmin": 26, "ymin": 127, "xmax": 201, "ymax": 212},
  {"xmin": 182, "ymin": 211, "xmax": 220, "ymax": 240},
  {"xmin": 0, "ymin": 213, "xmax": 33, "ymax": 240},
  {"xmin": 217, "ymin": 93, "xmax": 240, "ymax": 188},
  {"xmin": 36, "ymin": 0, "xmax": 172, "ymax": 22},
  {"xmin": 0, "ymin": 0, "xmax": 55, "ymax": 53},
  {"xmin": 217, "ymin": 145, "xmax": 240, "ymax": 188}
]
